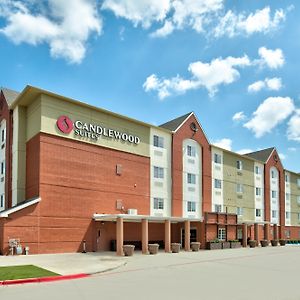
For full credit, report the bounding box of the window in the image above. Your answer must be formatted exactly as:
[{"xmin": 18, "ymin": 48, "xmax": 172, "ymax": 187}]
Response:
[
  {"xmin": 272, "ymin": 210, "xmax": 277, "ymax": 218},
  {"xmin": 286, "ymin": 212, "xmax": 291, "ymax": 219},
  {"xmin": 236, "ymin": 160, "xmax": 243, "ymax": 170},
  {"xmin": 214, "ymin": 153, "xmax": 221, "ymax": 164},
  {"xmin": 236, "ymin": 183, "xmax": 243, "ymax": 193},
  {"xmin": 153, "ymin": 198, "xmax": 164, "ymax": 210},
  {"xmin": 214, "ymin": 179, "xmax": 222, "ymax": 189},
  {"xmin": 154, "ymin": 166, "xmax": 164, "ymax": 179},
  {"xmin": 1, "ymin": 161, "xmax": 5, "ymax": 176},
  {"xmin": 237, "ymin": 228, "xmax": 243, "ymax": 239},
  {"xmin": 218, "ymin": 228, "xmax": 226, "ymax": 241},
  {"xmin": 187, "ymin": 173, "xmax": 196, "ymax": 184},
  {"xmin": 1, "ymin": 128, "xmax": 5, "ymax": 143},
  {"xmin": 0, "ymin": 194, "xmax": 4, "ymax": 208},
  {"xmin": 298, "ymin": 213, "xmax": 300, "ymax": 221},
  {"xmin": 285, "ymin": 230, "xmax": 290, "ymax": 238},
  {"xmin": 285, "ymin": 193, "xmax": 290, "ymax": 201},
  {"xmin": 153, "ymin": 135, "xmax": 164, "ymax": 148},
  {"xmin": 271, "ymin": 190, "xmax": 277, "ymax": 199},
  {"xmin": 255, "ymin": 209, "xmax": 261, "ymax": 217},
  {"xmin": 256, "ymin": 187, "xmax": 261, "ymax": 196},
  {"xmin": 214, "ymin": 204, "xmax": 222, "ymax": 213},
  {"xmin": 297, "ymin": 178, "xmax": 300, "ymax": 187},
  {"xmin": 255, "ymin": 166, "xmax": 261, "ymax": 175},
  {"xmin": 285, "ymin": 174, "xmax": 290, "ymax": 183},
  {"xmin": 237, "ymin": 207, "xmax": 243, "ymax": 216},
  {"xmin": 297, "ymin": 196, "xmax": 300, "ymax": 205},
  {"xmin": 187, "ymin": 145, "xmax": 196, "ymax": 157},
  {"xmin": 271, "ymin": 170, "xmax": 276, "ymax": 179},
  {"xmin": 187, "ymin": 201, "xmax": 196, "ymax": 212}
]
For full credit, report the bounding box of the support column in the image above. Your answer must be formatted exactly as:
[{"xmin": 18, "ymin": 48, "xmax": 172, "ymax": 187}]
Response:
[
  {"xmin": 273, "ymin": 224, "xmax": 278, "ymax": 240},
  {"xmin": 264, "ymin": 223, "xmax": 270, "ymax": 241},
  {"xmin": 165, "ymin": 220, "xmax": 171, "ymax": 253},
  {"xmin": 142, "ymin": 219, "xmax": 149, "ymax": 254},
  {"xmin": 242, "ymin": 223, "xmax": 247, "ymax": 247},
  {"xmin": 116, "ymin": 217, "xmax": 124, "ymax": 256},
  {"xmin": 184, "ymin": 220, "xmax": 190, "ymax": 251},
  {"xmin": 254, "ymin": 223, "xmax": 259, "ymax": 246}
]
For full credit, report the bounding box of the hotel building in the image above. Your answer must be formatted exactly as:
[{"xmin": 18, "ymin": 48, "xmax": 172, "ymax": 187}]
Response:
[{"xmin": 0, "ymin": 86, "xmax": 300, "ymax": 255}]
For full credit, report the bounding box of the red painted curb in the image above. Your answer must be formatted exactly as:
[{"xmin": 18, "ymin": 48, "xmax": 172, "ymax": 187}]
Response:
[{"xmin": 0, "ymin": 273, "xmax": 89, "ymax": 286}]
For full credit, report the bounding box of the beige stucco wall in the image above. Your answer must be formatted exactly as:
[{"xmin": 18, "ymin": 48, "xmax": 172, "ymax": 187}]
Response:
[
  {"xmin": 28, "ymin": 94, "xmax": 151, "ymax": 157},
  {"xmin": 223, "ymin": 151, "xmax": 255, "ymax": 221},
  {"xmin": 290, "ymin": 173, "xmax": 300, "ymax": 226}
]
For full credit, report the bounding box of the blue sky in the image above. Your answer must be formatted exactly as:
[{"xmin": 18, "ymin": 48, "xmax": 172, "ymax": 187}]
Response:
[{"xmin": 1, "ymin": 0, "xmax": 300, "ymax": 172}]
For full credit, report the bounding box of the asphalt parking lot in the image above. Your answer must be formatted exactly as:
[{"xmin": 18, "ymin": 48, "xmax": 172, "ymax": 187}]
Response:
[{"xmin": 1, "ymin": 246, "xmax": 299, "ymax": 300}]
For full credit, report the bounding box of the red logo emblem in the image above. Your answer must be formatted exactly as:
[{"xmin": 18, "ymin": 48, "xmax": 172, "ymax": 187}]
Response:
[{"xmin": 56, "ymin": 116, "xmax": 73, "ymax": 134}]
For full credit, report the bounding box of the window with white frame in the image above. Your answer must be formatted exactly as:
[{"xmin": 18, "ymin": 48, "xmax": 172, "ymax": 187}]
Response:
[
  {"xmin": 214, "ymin": 204, "xmax": 222, "ymax": 213},
  {"xmin": 153, "ymin": 135, "xmax": 164, "ymax": 148},
  {"xmin": 214, "ymin": 153, "xmax": 221, "ymax": 164},
  {"xmin": 237, "ymin": 207, "xmax": 243, "ymax": 216},
  {"xmin": 236, "ymin": 160, "xmax": 243, "ymax": 170},
  {"xmin": 255, "ymin": 209, "xmax": 262, "ymax": 217},
  {"xmin": 154, "ymin": 166, "xmax": 164, "ymax": 179},
  {"xmin": 271, "ymin": 190, "xmax": 277, "ymax": 198},
  {"xmin": 285, "ymin": 174, "xmax": 290, "ymax": 183},
  {"xmin": 286, "ymin": 212, "xmax": 291, "ymax": 219},
  {"xmin": 0, "ymin": 194, "xmax": 4, "ymax": 209},
  {"xmin": 214, "ymin": 179, "xmax": 222, "ymax": 189},
  {"xmin": 272, "ymin": 210, "xmax": 277, "ymax": 218},
  {"xmin": 297, "ymin": 178, "xmax": 300, "ymax": 187},
  {"xmin": 153, "ymin": 197, "xmax": 164, "ymax": 210},
  {"xmin": 187, "ymin": 173, "xmax": 196, "ymax": 184},
  {"xmin": 271, "ymin": 170, "xmax": 276, "ymax": 178},
  {"xmin": 256, "ymin": 187, "xmax": 261, "ymax": 196},
  {"xmin": 298, "ymin": 213, "xmax": 300, "ymax": 221},
  {"xmin": 218, "ymin": 228, "xmax": 226, "ymax": 240},
  {"xmin": 297, "ymin": 196, "xmax": 300, "ymax": 205},
  {"xmin": 285, "ymin": 193, "xmax": 290, "ymax": 201},
  {"xmin": 236, "ymin": 183, "xmax": 243, "ymax": 193},
  {"xmin": 255, "ymin": 166, "xmax": 261, "ymax": 175},
  {"xmin": 1, "ymin": 161, "xmax": 5, "ymax": 176},
  {"xmin": 187, "ymin": 201, "xmax": 196, "ymax": 212},
  {"xmin": 187, "ymin": 145, "xmax": 196, "ymax": 157}
]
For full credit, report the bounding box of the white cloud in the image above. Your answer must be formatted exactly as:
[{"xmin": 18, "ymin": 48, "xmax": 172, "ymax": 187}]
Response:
[
  {"xmin": 0, "ymin": 0, "xmax": 102, "ymax": 63},
  {"xmin": 101, "ymin": 0, "xmax": 171, "ymax": 29},
  {"xmin": 288, "ymin": 147, "xmax": 297, "ymax": 152},
  {"xmin": 214, "ymin": 6, "xmax": 286, "ymax": 38},
  {"xmin": 244, "ymin": 97, "xmax": 295, "ymax": 138},
  {"xmin": 258, "ymin": 47, "xmax": 285, "ymax": 69},
  {"xmin": 212, "ymin": 138, "xmax": 232, "ymax": 151},
  {"xmin": 232, "ymin": 111, "xmax": 246, "ymax": 122},
  {"xmin": 143, "ymin": 55, "xmax": 250, "ymax": 99},
  {"xmin": 279, "ymin": 153, "xmax": 286, "ymax": 160},
  {"xmin": 287, "ymin": 110, "xmax": 300, "ymax": 142},
  {"xmin": 236, "ymin": 149, "xmax": 253, "ymax": 155},
  {"xmin": 150, "ymin": 20, "xmax": 174, "ymax": 38},
  {"xmin": 248, "ymin": 77, "xmax": 282, "ymax": 93}
]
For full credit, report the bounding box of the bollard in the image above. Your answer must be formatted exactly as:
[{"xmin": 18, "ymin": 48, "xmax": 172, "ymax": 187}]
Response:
[
  {"xmin": 82, "ymin": 240, "xmax": 87, "ymax": 253},
  {"xmin": 25, "ymin": 246, "xmax": 29, "ymax": 255}
]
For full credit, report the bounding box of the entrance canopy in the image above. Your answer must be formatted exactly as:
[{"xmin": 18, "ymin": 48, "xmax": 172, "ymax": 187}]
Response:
[{"xmin": 93, "ymin": 213, "xmax": 203, "ymax": 223}]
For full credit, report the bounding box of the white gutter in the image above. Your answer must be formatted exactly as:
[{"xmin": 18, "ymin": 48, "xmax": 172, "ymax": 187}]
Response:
[{"xmin": 0, "ymin": 197, "xmax": 41, "ymax": 218}]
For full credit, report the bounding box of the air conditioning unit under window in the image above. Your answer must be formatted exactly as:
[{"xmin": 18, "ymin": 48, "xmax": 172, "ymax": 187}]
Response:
[{"xmin": 127, "ymin": 209, "xmax": 138, "ymax": 215}]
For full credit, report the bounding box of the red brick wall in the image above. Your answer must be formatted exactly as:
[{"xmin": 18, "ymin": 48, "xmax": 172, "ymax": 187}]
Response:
[
  {"xmin": 0, "ymin": 91, "xmax": 13, "ymax": 209},
  {"xmin": 2, "ymin": 132, "xmax": 151, "ymax": 254},
  {"xmin": 264, "ymin": 149, "xmax": 285, "ymax": 237},
  {"xmin": 172, "ymin": 114, "xmax": 211, "ymax": 217}
]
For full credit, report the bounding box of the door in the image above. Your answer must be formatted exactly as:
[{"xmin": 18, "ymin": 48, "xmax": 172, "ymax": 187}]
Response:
[{"xmin": 181, "ymin": 228, "xmax": 197, "ymax": 248}]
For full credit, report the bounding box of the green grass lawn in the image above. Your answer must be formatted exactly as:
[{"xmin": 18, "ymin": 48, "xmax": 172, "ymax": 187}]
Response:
[{"xmin": 0, "ymin": 265, "xmax": 59, "ymax": 280}]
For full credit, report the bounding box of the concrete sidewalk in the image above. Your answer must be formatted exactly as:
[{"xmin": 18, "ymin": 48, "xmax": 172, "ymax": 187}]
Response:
[{"xmin": 0, "ymin": 252, "xmax": 127, "ymax": 276}]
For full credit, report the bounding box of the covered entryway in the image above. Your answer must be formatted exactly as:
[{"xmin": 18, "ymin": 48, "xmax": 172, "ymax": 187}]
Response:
[{"xmin": 93, "ymin": 214, "xmax": 203, "ymax": 255}]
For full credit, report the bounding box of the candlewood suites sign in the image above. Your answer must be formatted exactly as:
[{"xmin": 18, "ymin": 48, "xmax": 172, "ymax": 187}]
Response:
[{"xmin": 56, "ymin": 115, "xmax": 140, "ymax": 144}]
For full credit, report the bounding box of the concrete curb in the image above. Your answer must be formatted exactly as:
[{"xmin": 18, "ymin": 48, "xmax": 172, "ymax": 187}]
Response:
[{"xmin": 0, "ymin": 273, "xmax": 89, "ymax": 286}]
